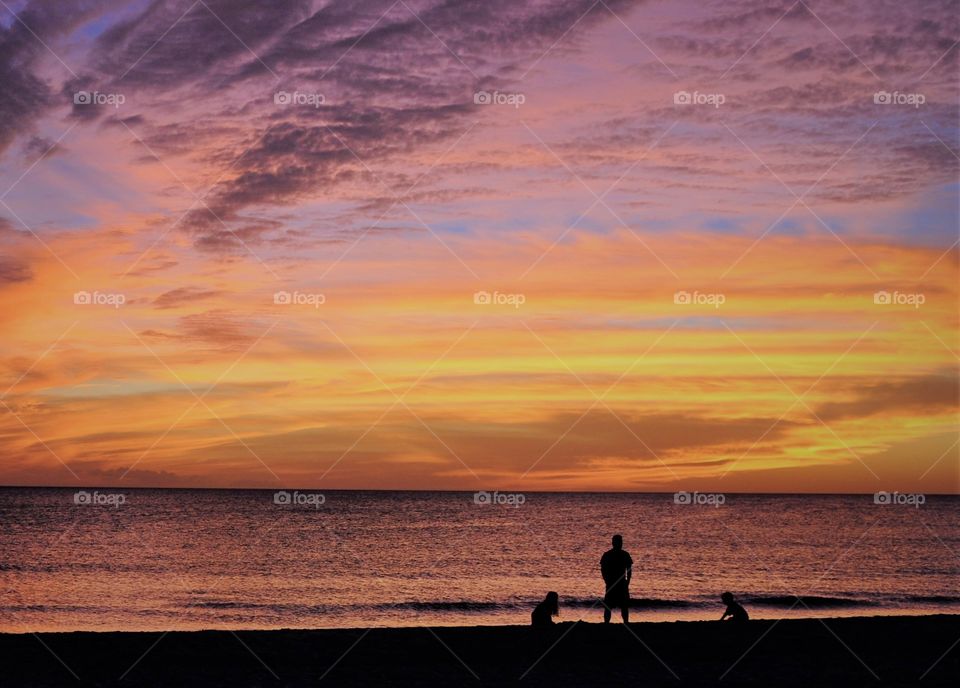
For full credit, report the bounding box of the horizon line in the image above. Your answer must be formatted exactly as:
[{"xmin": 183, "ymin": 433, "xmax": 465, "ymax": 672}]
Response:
[{"xmin": 2, "ymin": 484, "xmax": 957, "ymax": 497}]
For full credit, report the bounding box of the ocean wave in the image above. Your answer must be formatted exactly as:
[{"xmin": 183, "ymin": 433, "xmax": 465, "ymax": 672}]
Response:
[
  {"xmin": 746, "ymin": 595, "xmax": 877, "ymax": 608},
  {"xmin": 906, "ymin": 595, "xmax": 960, "ymax": 605},
  {"xmin": 744, "ymin": 594, "xmax": 960, "ymax": 609},
  {"xmin": 180, "ymin": 594, "xmax": 960, "ymax": 615},
  {"xmin": 390, "ymin": 601, "xmax": 505, "ymax": 612},
  {"xmin": 564, "ymin": 597, "xmax": 702, "ymax": 609},
  {"xmin": 187, "ymin": 601, "xmax": 265, "ymax": 609},
  {"xmin": 0, "ymin": 604, "xmax": 111, "ymax": 613},
  {"xmin": 392, "ymin": 598, "xmax": 705, "ymax": 611},
  {"xmin": 181, "ymin": 600, "xmax": 515, "ymax": 615},
  {"xmin": 180, "ymin": 598, "xmax": 703, "ymax": 614}
]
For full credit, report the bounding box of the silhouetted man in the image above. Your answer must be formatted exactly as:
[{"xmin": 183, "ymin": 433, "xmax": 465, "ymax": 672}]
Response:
[{"xmin": 600, "ymin": 534, "xmax": 633, "ymax": 623}]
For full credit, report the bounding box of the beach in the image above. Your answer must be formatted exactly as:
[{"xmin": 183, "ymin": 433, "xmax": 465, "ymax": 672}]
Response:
[
  {"xmin": 4, "ymin": 490, "xmax": 959, "ymax": 632},
  {"xmin": 4, "ymin": 615, "xmax": 957, "ymax": 686},
  {"xmin": 3, "ymin": 490, "xmax": 957, "ymax": 685}
]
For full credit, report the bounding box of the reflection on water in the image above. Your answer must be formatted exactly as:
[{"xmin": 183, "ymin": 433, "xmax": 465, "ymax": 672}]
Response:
[{"xmin": 1, "ymin": 488, "xmax": 957, "ymax": 631}]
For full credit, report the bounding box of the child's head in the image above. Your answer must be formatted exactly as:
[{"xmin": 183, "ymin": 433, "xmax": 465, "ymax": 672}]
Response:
[
  {"xmin": 545, "ymin": 591, "xmax": 559, "ymax": 615},
  {"xmin": 721, "ymin": 591, "xmax": 735, "ymax": 604}
]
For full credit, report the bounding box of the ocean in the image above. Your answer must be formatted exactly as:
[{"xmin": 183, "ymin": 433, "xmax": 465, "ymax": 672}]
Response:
[{"xmin": 1, "ymin": 488, "xmax": 957, "ymax": 632}]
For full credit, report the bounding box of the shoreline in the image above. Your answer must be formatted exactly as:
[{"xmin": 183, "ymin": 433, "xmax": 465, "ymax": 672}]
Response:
[
  {"xmin": 3, "ymin": 614, "xmax": 957, "ymax": 686},
  {"xmin": 2, "ymin": 607, "xmax": 958, "ymax": 635}
]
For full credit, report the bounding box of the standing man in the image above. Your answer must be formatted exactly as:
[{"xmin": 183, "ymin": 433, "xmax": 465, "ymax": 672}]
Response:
[{"xmin": 600, "ymin": 534, "xmax": 633, "ymax": 623}]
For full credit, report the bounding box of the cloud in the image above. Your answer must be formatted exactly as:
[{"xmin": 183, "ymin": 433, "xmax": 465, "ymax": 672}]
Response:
[
  {"xmin": 0, "ymin": 0, "xmax": 122, "ymax": 154},
  {"xmin": 0, "ymin": 15, "xmax": 51, "ymax": 154},
  {"xmin": 153, "ymin": 286, "xmax": 222, "ymax": 309},
  {"xmin": 123, "ymin": 253, "xmax": 178, "ymax": 276},
  {"xmin": 175, "ymin": 310, "xmax": 256, "ymax": 349},
  {"xmin": 139, "ymin": 310, "xmax": 260, "ymax": 350},
  {"xmin": 0, "ymin": 255, "xmax": 32, "ymax": 283},
  {"xmin": 21, "ymin": 135, "xmax": 66, "ymax": 162},
  {"xmin": 815, "ymin": 373, "xmax": 960, "ymax": 421},
  {"xmin": 53, "ymin": 0, "xmax": 642, "ymax": 249},
  {"xmin": 387, "ymin": 409, "xmax": 803, "ymax": 476}
]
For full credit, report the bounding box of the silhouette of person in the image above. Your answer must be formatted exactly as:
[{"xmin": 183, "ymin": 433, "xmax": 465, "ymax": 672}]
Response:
[
  {"xmin": 531, "ymin": 591, "xmax": 559, "ymax": 627},
  {"xmin": 600, "ymin": 534, "xmax": 633, "ymax": 623},
  {"xmin": 720, "ymin": 592, "xmax": 749, "ymax": 623}
]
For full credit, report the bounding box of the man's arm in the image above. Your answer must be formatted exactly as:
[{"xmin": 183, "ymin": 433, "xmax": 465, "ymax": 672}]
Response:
[{"xmin": 625, "ymin": 564, "xmax": 632, "ymax": 585}]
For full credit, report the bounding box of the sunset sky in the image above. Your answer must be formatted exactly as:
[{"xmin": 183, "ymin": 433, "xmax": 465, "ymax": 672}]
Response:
[{"xmin": 0, "ymin": 0, "xmax": 957, "ymax": 492}]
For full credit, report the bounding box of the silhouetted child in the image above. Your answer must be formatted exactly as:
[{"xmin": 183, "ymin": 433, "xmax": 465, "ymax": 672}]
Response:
[
  {"xmin": 531, "ymin": 591, "xmax": 559, "ymax": 627},
  {"xmin": 720, "ymin": 592, "xmax": 749, "ymax": 623}
]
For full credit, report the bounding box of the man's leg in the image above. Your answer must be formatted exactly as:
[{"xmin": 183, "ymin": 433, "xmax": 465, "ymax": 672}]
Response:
[
  {"xmin": 603, "ymin": 605, "xmax": 611, "ymax": 623},
  {"xmin": 621, "ymin": 605, "xmax": 629, "ymax": 624}
]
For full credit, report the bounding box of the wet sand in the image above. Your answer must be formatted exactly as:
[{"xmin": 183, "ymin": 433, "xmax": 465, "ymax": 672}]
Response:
[{"xmin": 2, "ymin": 614, "xmax": 957, "ymax": 686}]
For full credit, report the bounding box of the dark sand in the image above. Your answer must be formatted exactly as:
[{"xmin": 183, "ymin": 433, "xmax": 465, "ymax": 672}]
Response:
[{"xmin": 3, "ymin": 615, "xmax": 957, "ymax": 687}]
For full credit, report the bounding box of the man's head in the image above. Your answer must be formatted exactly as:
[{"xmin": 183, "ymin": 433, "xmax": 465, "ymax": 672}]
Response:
[{"xmin": 612, "ymin": 534, "xmax": 623, "ymax": 549}]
